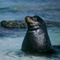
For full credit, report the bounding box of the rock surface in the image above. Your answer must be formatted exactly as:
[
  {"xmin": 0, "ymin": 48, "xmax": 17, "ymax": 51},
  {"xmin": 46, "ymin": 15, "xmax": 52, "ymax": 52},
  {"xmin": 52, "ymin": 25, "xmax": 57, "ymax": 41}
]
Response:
[{"xmin": 1, "ymin": 20, "xmax": 27, "ymax": 28}]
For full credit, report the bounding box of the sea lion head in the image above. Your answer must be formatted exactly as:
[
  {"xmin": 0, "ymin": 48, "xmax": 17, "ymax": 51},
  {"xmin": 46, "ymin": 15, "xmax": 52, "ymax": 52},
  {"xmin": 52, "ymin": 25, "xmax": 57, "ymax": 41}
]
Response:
[{"xmin": 25, "ymin": 16, "xmax": 45, "ymax": 30}]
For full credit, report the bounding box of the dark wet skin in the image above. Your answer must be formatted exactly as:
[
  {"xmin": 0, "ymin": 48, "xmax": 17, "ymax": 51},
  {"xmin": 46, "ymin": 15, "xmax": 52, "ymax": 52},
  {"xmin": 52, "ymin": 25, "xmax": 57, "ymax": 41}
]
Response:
[{"xmin": 21, "ymin": 16, "xmax": 54, "ymax": 53}]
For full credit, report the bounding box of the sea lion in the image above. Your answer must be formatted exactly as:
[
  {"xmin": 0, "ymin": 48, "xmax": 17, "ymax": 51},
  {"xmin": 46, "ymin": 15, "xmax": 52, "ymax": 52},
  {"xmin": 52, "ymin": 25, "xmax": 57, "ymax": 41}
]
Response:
[{"xmin": 21, "ymin": 16, "xmax": 53, "ymax": 53}]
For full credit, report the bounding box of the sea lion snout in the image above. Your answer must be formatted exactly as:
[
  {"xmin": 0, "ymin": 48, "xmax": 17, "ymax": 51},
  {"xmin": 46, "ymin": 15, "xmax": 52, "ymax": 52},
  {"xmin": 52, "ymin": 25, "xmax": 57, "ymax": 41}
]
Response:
[
  {"xmin": 25, "ymin": 16, "xmax": 36, "ymax": 26},
  {"xmin": 25, "ymin": 16, "xmax": 35, "ymax": 24}
]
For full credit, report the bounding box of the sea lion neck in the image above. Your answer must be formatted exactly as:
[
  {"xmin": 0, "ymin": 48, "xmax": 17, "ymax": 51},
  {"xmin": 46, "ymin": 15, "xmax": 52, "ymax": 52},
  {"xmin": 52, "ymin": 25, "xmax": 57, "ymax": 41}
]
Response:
[{"xmin": 28, "ymin": 24, "xmax": 40, "ymax": 31}]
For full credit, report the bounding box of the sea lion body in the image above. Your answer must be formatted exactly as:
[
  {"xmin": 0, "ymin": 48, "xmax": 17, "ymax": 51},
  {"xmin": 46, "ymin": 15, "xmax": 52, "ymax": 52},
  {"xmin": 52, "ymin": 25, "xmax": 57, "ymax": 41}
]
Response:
[{"xmin": 21, "ymin": 16, "xmax": 53, "ymax": 52}]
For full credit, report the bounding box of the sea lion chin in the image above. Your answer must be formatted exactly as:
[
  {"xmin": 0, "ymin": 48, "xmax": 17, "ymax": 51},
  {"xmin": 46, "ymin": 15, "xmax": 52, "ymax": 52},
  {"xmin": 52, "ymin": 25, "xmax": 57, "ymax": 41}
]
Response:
[{"xmin": 21, "ymin": 15, "xmax": 53, "ymax": 53}]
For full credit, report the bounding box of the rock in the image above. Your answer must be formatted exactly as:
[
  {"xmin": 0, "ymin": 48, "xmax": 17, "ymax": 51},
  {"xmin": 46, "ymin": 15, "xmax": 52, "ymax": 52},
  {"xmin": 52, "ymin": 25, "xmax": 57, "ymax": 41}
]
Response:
[{"xmin": 1, "ymin": 20, "xmax": 27, "ymax": 28}]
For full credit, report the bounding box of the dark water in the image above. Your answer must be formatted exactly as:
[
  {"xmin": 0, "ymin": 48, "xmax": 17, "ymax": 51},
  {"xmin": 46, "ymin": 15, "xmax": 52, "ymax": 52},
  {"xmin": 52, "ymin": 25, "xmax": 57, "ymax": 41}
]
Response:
[{"xmin": 0, "ymin": 0, "xmax": 60, "ymax": 60}]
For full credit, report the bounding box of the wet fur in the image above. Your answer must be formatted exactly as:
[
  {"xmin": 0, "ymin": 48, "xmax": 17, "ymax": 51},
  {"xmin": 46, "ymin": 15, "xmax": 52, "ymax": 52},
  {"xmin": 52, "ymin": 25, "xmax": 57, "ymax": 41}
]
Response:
[{"xmin": 21, "ymin": 16, "xmax": 53, "ymax": 53}]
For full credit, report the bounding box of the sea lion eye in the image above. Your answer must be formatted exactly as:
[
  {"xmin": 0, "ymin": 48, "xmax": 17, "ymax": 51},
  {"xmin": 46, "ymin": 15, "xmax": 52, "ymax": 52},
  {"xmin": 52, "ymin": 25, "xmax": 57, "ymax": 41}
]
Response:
[
  {"xmin": 30, "ymin": 17, "xmax": 33, "ymax": 20},
  {"xmin": 33, "ymin": 17, "xmax": 37, "ymax": 21}
]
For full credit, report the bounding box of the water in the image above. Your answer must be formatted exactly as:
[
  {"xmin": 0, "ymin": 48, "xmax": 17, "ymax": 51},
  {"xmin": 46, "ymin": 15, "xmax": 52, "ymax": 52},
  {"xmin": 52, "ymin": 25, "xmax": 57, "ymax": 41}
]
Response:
[{"xmin": 0, "ymin": 0, "xmax": 60, "ymax": 60}]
